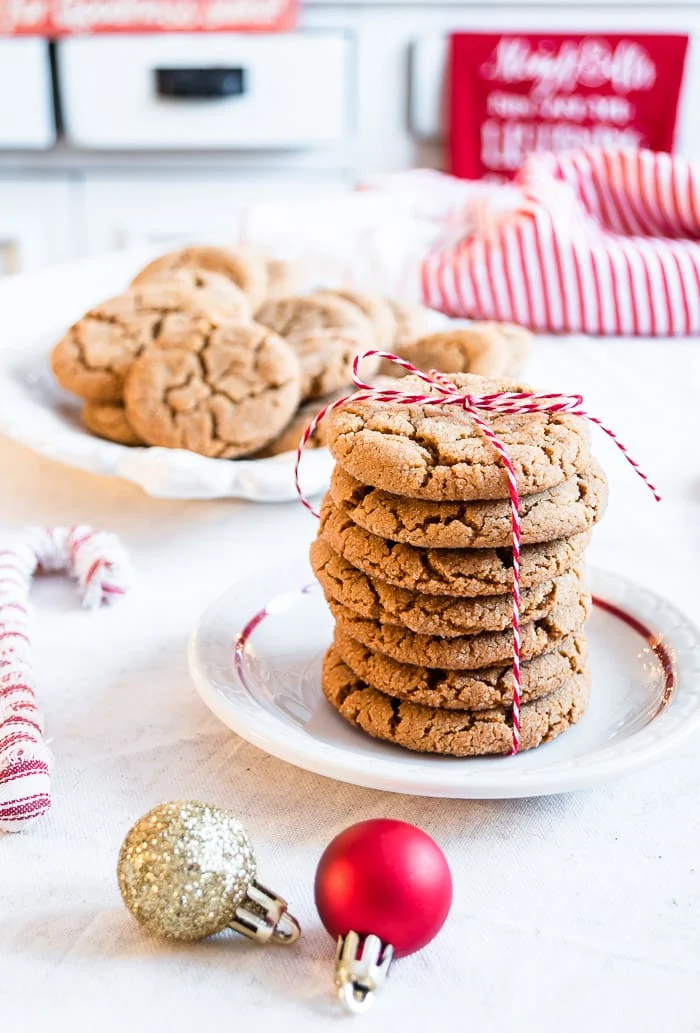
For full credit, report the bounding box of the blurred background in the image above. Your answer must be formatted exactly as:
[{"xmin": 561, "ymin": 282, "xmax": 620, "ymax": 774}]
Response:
[{"xmin": 0, "ymin": 0, "xmax": 698, "ymax": 278}]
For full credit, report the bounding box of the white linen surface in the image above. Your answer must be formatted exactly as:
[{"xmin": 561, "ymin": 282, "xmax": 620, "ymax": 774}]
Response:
[{"xmin": 1, "ymin": 298, "xmax": 699, "ymax": 1031}]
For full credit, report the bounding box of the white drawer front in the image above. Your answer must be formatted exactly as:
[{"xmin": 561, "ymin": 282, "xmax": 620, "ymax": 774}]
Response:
[
  {"xmin": 58, "ymin": 33, "xmax": 351, "ymax": 150},
  {"xmin": 0, "ymin": 40, "xmax": 55, "ymax": 149}
]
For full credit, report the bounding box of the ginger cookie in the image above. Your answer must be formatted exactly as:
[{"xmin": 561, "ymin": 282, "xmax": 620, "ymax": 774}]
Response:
[
  {"xmin": 315, "ymin": 289, "xmax": 397, "ymax": 349},
  {"xmin": 333, "ymin": 626, "xmax": 588, "ymax": 711},
  {"xmin": 319, "ymin": 495, "xmax": 590, "ymax": 597},
  {"xmin": 327, "ymin": 372, "xmax": 591, "ymax": 501},
  {"xmin": 322, "ymin": 648, "xmax": 590, "ymax": 756},
  {"xmin": 395, "ymin": 323, "xmax": 531, "ymax": 378},
  {"xmin": 256, "ymin": 293, "xmax": 379, "ymax": 400},
  {"xmin": 328, "ymin": 591, "xmax": 591, "ymax": 670},
  {"xmin": 311, "ymin": 537, "xmax": 583, "ymax": 637},
  {"xmin": 387, "ymin": 300, "xmax": 434, "ymax": 350},
  {"xmin": 124, "ymin": 321, "xmax": 301, "ymax": 458},
  {"xmin": 329, "ymin": 461, "xmax": 607, "ymax": 549},
  {"xmin": 289, "ymin": 328, "xmax": 380, "ymax": 401},
  {"xmin": 254, "ymin": 394, "xmax": 338, "ymax": 458},
  {"xmin": 255, "ymin": 376, "xmax": 402, "ymax": 458},
  {"xmin": 131, "ymin": 245, "xmax": 268, "ymax": 309},
  {"xmin": 81, "ymin": 402, "xmax": 143, "ymax": 446},
  {"xmin": 263, "ymin": 258, "xmax": 302, "ymax": 301},
  {"xmin": 51, "ymin": 282, "xmax": 232, "ymax": 404},
  {"xmin": 380, "ymin": 300, "xmax": 434, "ymax": 377},
  {"xmin": 129, "ymin": 266, "xmax": 253, "ymax": 322}
]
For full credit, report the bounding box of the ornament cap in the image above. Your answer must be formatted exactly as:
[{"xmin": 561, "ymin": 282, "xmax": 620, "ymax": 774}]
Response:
[
  {"xmin": 229, "ymin": 879, "xmax": 301, "ymax": 945},
  {"xmin": 335, "ymin": 931, "xmax": 394, "ymax": 1014}
]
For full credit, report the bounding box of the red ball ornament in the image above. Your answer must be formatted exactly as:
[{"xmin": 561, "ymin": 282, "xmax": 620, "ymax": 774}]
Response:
[{"xmin": 315, "ymin": 819, "xmax": 452, "ymax": 1011}]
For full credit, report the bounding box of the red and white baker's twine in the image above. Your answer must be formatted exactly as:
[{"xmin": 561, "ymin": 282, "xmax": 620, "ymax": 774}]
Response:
[
  {"xmin": 0, "ymin": 526, "xmax": 129, "ymax": 832},
  {"xmin": 296, "ymin": 352, "xmax": 661, "ymax": 755}
]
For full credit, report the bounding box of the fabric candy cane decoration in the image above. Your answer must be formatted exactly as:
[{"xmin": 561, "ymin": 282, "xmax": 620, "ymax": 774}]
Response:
[
  {"xmin": 371, "ymin": 148, "xmax": 700, "ymax": 335},
  {"xmin": 0, "ymin": 526, "xmax": 129, "ymax": 832},
  {"xmin": 295, "ymin": 352, "xmax": 660, "ymax": 755}
]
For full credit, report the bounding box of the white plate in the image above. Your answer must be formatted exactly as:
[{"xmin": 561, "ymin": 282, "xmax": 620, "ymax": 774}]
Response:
[
  {"xmin": 0, "ymin": 346, "xmax": 333, "ymax": 502},
  {"xmin": 0, "ymin": 251, "xmax": 453, "ymax": 502},
  {"xmin": 189, "ymin": 556, "xmax": 700, "ymax": 798},
  {"xmin": 0, "ymin": 326, "xmax": 332, "ymax": 504},
  {"xmin": 0, "ymin": 250, "xmax": 335, "ymax": 502}
]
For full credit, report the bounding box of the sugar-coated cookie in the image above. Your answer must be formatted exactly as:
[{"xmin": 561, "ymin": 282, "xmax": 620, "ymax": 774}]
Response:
[
  {"xmin": 395, "ymin": 323, "xmax": 531, "ymax": 378},
  {"xmin": 51, "ymin": 282, "xmax": 233, "ymax": 404},
  {"xmin": 129, "ymin": 266, "xmax": 253, "ymax": 322},
  {"xmin": 328, "ymin": 591, "xmax": 591, "ymax": 670},
  {"xmin": 327, "ymin": 372, "xmax": 591, "ymax": 501},
  {"xmin": 329, "ymin": 462, "xmax": 607, "ymax": 549},
  {"xmin": 323, "ymin": 648, "xmax": 591, "ymax": 755},
  {"xmin": 315, "ymin": 289, "xmax": 397, "ymax": 350},
  {"xmin": 256, "ymin": 294, "xmax": 378, "ymax": 400},
  {"xmin": 311, "ymin": 537, "xmax": 584, "ymax": 637},
  {"xmin": 81, "ymin": 402, "xmax": 144, "ymax": 446},
  {"xmin": 319, "ymin": 495, "xmax": 591, "ymax": 596},
  {"xmin": 333, "ymin": 626, "xmax": 588, "ymax": 711},
  {"xmin": 124, "ymin": 322, "xmax": 301, "ymax": 458},
  {"xmin": 131, "ymin": 245, "xmax": 268, "ymax": 310}
]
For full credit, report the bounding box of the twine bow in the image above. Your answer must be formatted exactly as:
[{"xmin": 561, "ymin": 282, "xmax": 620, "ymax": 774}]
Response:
[{"xmin": 296, "ymin": 351, "xmax": 660, "ymax": 755}]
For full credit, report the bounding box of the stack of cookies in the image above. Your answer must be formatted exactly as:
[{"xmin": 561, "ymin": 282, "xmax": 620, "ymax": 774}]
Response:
[{"xmin": 311, "ymin": 372, "xmax": 608, "ymax": 756}]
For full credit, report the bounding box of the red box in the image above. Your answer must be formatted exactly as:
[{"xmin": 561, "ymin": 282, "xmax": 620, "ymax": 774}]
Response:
[{"xmin": 449, "ymin": 33, "xmax": 690, "ymax": 179}]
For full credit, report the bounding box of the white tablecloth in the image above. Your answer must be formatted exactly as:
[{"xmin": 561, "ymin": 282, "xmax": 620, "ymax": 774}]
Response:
[{"xmin": 1, "ymin": 308, "xmax": 699, "ymax": 1032}]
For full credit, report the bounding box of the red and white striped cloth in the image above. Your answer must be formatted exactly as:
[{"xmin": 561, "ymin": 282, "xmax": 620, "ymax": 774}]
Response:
[
  {"xmin": 420, "ymin": 148, "xmax": 700, "ymax": 336},
  {"xmin": 0, "ymin": 527, "xmax": 129, "ymax": 832}
]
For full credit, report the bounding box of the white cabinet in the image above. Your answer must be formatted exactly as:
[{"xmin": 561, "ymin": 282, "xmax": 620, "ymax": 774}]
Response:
[
  {"xmin": 58, "ymin": 32, "xmax": 352, "ymax": 149},
  {"xmin": 80, "ymin": 174, "xmax": 348, "ymax": 254},
  {"xmin": 0, "ymin": 40, "xmax": 55, "ymax": 149},
  {"xmin": 0, "ymin": 178, "xmax": 80, "ymax": 274}
]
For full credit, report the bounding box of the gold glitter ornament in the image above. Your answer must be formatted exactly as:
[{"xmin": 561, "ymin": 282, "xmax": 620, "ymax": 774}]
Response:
[{"xmin": 117, "ymin": 801, "xmax": 300, "ymax": 945}]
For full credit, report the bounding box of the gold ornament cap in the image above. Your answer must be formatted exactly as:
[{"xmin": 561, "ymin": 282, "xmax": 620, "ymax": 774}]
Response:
[{"xmin": 117, "ymin": 800, "xmax": 300, "ymax": 945}]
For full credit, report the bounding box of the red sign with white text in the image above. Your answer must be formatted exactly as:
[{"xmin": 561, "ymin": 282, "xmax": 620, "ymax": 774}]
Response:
[
  {"xmin": 449, "ymin": 33, "xmax": 689, "ymax": 179},
  {"xmin": 0, "ymin": 0, "xmax": 297, "ymax": 34}
]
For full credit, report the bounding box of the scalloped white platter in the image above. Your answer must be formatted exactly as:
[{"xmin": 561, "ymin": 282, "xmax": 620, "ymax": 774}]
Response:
[
  {"xmin": 0, "ymin": 250, "xmax": 449, "ymax": 501},
  {"xmin": 189, "ymin": 555, "xmax": 700, "ymax": 798}
]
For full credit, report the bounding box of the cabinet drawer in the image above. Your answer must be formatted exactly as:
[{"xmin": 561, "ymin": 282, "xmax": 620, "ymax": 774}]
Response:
[
  {"xmin": 58, "ymin": 33, "xmax": 351, "ymax": 150},
  {"xmin": 0, "ymin": 40, "xmax": 55, "ymax": 149}
]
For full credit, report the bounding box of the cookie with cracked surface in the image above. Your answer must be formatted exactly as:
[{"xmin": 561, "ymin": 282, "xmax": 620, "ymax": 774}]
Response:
[
  {"xmin": 124, "ymin": 321, "xmax": 301, "ymax": 458},
  {"xmin": 387, "ymin": 300, "xmax": 434, "ymax": 350},
  {"xmin": 395, "ymin": 323, "xmax": 531, "ymax": 378},
  {"xmin": 129, "ymin": 266, "xmax": 253, "ymax": 321},
  {"xmin": 379, "ymin": 300, "xmax": 435, "ymax": 377},
  {"xmin": 323, "ymin": 648, "xmax": 591, "ymax": 755},
  {"xmin": 254, "ymin": 376, "xmax": 401, "ymax": 458},
  {"xmin": 328, "ymin": 590, "xmax": 591, "ymax": 670},
  {"xmin": 319, "ymin": 495, "xmax": 590, "ymax": 596},
  {"xmin": 263, "ymin": 258, "xmax": 302, "ymax": 301},
  {"xmin": 289, "ymin": 328, "xmax": 381, "ymax": 401},
  {"xmin": 315, "ymin": 289, "xmax": 397, "ymax": 349},
  {"xmin": 131, "ymin": 245, "xmax": 269, "ymax": 309},
  {"xmin": 51, "ymin": 282, "xmax": 233, "ymax": 404},
  {"xmin": 333, "ymin": 626, "xmax": 588, "ymax": 711},
  {"xmin": 329, "ymin": 461, "xmax": 607, "ymax": 548},
  {"xmin": 311, "ymin": 536, "xmax": 584, "ymax": 637},
  {"xmin": 81, "ymin": 402, "xmax": 144, "ymax": 446},
  {"xmin": 327, "ymin": 372, "xmax": 590, "ymax": 501},
  {"xmin": 256, "ymin": 293, "xmax": 379, "ymax": 400}
]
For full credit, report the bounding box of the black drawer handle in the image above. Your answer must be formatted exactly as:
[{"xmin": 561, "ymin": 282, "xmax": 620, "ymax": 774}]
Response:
[{"xmin": 155, "ymin": 67, "xmax": 246, "ymax": 99}]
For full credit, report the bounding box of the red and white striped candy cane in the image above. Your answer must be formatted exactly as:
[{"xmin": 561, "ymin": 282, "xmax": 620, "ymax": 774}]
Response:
[
  {"xmin": 0, "ymin": 526, "xmax": 129, "ymax": 832},
  {"xmin": 295, "ymin": 352, "xmax": 660, "ymax": 755}
]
